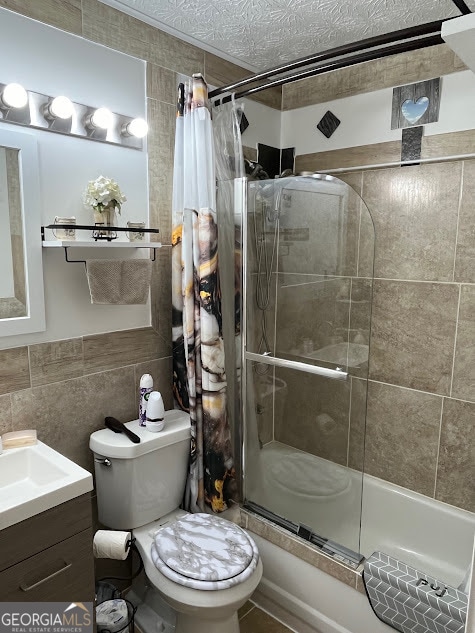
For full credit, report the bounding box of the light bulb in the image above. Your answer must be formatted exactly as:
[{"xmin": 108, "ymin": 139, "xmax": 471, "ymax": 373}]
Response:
[
  {"xmin": 123, "ymin": 118, "xmax": 148, "ymax": 138},
  {"xmin": 90, "ymin": 107, "xmax": 113, "ymax": 129},
  {"xmin": 1, "ymin": 83, "xmax": 28, "ymax": 108},
  {"xmin": 49, "ymin": 96, "xmax": 74, "ymax": 119}
]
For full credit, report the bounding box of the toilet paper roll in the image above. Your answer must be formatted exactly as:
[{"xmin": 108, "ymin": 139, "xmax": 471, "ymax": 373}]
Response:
[{"xmin": 93, "ymin": 530, "xmax": 131, "ymax": 560}]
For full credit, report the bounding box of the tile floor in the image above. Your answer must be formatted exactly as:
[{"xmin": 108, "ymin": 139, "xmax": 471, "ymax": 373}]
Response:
[{"xmin": 239, "ymin": 601, "xmax": 295, "ymax": 633}]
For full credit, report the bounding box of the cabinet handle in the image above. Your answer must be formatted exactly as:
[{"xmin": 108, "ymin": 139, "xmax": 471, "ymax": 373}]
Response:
[{"xmin": 20, "ymin": 560, "xmax": 72, "ymax": 592}]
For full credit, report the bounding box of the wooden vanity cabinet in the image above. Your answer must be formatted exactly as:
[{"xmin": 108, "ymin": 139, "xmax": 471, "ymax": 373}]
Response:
[{"xmin": 0, "ymin": 493, "xmax": 94, "ymax": 602}]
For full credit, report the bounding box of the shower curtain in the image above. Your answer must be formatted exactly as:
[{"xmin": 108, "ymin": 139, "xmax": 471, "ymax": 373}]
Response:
[{"xmin": 171, "ymin": 75, "xmax": 242, "ymax": 513}]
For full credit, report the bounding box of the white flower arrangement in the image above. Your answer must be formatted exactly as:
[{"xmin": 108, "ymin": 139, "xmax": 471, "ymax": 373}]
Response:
[{"xmin": 83, "ymin": 175, "xmax": 127, "ymax": 214}]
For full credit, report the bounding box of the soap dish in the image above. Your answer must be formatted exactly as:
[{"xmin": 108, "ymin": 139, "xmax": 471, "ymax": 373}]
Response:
[{"xmin": 2, "ymin": 429, "xmax": 37, "ymax": 449}]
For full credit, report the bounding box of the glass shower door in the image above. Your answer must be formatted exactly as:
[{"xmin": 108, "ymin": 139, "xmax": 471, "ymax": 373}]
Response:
[{"xmin": 243, "ymin": 174, "xmax": 375, "ymax": 564}]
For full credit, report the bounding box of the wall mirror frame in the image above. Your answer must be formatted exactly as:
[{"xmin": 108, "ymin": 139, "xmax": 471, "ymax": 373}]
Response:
[{"xmin": 0, "ymin": 127, "xmax": 45, "ymax": 336}]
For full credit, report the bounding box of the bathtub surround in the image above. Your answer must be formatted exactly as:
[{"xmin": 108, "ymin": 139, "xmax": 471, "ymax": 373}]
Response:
[{"xmin": 269, "ymin": 63, "xmax": 475, "ymax": 517}]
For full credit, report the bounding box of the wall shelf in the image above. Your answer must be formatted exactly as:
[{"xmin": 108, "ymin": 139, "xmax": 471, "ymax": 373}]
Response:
[
  {"xmin": 41, "ymin": 225, "xmax": 161, "ymax": 264},
  {"xmin": 42, "ymin": 240, "xmax": 160, "ymax": 248}
]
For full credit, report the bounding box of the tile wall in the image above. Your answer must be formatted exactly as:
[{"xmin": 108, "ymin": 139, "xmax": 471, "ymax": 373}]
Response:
[{"xmin": 276, "ymin": 61, "xmax": 475, "ymax": 513}]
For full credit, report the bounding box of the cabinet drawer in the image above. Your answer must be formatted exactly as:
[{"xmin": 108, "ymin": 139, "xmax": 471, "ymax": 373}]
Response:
[
  {"xmin": 0, "ymin": 528, "xmax": 94, "ymax": 602},
  {"xmin": 0, "ymin": 493, "xmax": 92, "ymax": 572}
]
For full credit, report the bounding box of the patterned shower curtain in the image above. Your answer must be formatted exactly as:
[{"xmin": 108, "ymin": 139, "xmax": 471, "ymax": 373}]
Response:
[{"xmin": 171, "ymin": 74, "xmax": 238, "ymax": 513}]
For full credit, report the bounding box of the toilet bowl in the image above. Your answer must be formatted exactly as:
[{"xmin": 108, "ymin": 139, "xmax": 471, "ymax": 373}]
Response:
[
  {"xmin": 90, "ymin": 412, "xmax": 263, "ymax": 633},
  {"xmin": 133, "ymin": 510, "xmax": 262, "ymax": 633}
]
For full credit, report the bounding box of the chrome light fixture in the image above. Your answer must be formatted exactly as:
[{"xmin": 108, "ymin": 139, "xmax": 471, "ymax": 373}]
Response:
[
  {"xmin": 86, "ymin": 107, "xmax": 113, "ymax": 130},
  {"xmin": 1, "ymin": 83, "xmax": 28, "ymax": 109},
  {"xmin": 0, "ymin": 81, "xmax": 147, "ymax": 149},
  {"xmin": 122, "ymin": 117, "xmax": 149, "ymax": 138},
  {"xmin": 43, "ymin": 95, "xmax": 74, "ymax": 120}
]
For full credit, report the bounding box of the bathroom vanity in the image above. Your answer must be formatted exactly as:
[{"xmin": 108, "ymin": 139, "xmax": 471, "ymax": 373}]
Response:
[
  {"xmin": 0, "ymin": 494, "xmax": 94, "ymax": 601},
  {"xmin": 0, "ymin": 441, "xmax": 94, "ymax": 601}
]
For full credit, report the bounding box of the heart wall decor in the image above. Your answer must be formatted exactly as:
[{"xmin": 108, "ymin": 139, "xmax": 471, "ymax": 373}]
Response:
[
  {"xmin": 391, "ymin": 78, "xmax": 440, "ymax": 130},
  {"xmin": 401, "ymin": 97, "xmax": 429, "ymax": 125}
]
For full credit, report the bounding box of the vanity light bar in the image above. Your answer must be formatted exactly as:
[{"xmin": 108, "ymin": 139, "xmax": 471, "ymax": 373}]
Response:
[{"xmin": 0, "ymin": 82, "xmax": 148, "ymax": 149}]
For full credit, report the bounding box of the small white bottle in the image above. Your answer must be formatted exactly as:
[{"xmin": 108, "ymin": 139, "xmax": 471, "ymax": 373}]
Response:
[
  {"xmin": 139, "ymin": 374, "xmax": 153, "ymax": 427},
  {"xmin": 146, "ymin": 391, "xmax": 165, "ymax": 433}
]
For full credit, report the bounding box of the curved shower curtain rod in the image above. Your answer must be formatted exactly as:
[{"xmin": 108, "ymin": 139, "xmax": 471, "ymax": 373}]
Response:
[{"xmin": 209, "ymin": 7, "xmax": 471, "ymax": 102}]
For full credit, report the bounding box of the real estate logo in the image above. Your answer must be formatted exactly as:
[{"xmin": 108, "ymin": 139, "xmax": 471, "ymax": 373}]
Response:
[{"xmin": 0, "ymin": 603, "xmax": 93, "ymax": 633}]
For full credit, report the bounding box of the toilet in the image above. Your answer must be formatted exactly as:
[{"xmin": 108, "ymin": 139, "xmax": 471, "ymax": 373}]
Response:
[{"xmin": 90, "ymin": 410, "xmax": 262, "ymax": 633}]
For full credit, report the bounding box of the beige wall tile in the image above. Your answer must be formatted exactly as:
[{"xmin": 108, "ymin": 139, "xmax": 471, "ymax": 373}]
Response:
[
  {"xmin": 330, "ymin": 172, "xmax": 362, "ymax": 277},
  {"xmin": 295, "ymin": 141, "xmax": 401, "ymax": 173},
  {"xmin": 452, "ymin": 285, "xmax": 475, "ymax": 402},
  {"xmin": 0, "ymin": 0, "xmax": 82, "ymax": 35},
  {"xmin": 83, "ymin": 327, "xmax": 163, "ymax": 374},
  {"xmin": 11, "ymin": 367, "xmax": 136, "ymax": 471},
  {"xmin": 349, "ymin": 279, "xmax": 373, "ymax": 344},
  {"xmin": 370, "ymin": 280, "xmax": 458, "ymax": 395},
  {"xmin": 151, "ymin": 246, "xmax": 172, "ymax": 349},
  {"xmin": 274, "ymin": 367, "xmax": 350, "ymax": 465},
  {"xmin": 348, "ymin": 377, "xmax": 368, "ymax": 471},
  {"xmin": 0, "ymin": 394, "xmax": 12, "ymax": 435},
  {"xmin": 205, "ymin": 53, "xmax": 282, "ymax": 110},
  {"xmin": 282, "ymin": 45, "xmax": 463, "ymax": 110},
  {"xmin": 275, "ymin": 276, "xmax": 350, "ymax": 358},
  {"xmin": 147, "ymin": 99, "xmax": 175, "ymax": 245},
  {"xmin": 147, "ymin": 63, "xmax": 176, "ymax": 105},
  {"xmin": 455, "ymin": 160, "xmax": 475, "ymax": 284},
  {"xmin": 422, "ymin": 130, "xmax": 475, "ymax": 160},
  {"xmin": 436, "ymin": 398, "xmax": 475, "ymax": 512},
  {"xmin": 82, "ymin": 0, "xmax": 204, "ymax": 76},
  {"xmin": 295, "ymin": 132, "xmax": 475, "ymax": 179},
  {"xmin": 362, "ymin": 163, "xmax": 461, "ymax": 282},
  {"xmin": 29, "ymin": 338, "xmax": 84, "ymax": 387},
  {"xmin": 134, "ymin": 356, "xmax": 173, "ymax": 412},
  {"xmin": 365, "ymin": 381, "xmax": 442, "ymax": 497},
  {"xmin": 0, "ymin": 347, "xmax": 30, "ymax": 395}
]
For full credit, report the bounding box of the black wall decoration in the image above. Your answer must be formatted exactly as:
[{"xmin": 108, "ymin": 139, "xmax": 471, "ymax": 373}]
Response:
[
  {"xmin": 317, "ymin": 110, "xmax": 341, "ymax": 138},
  {"xmin": 401, "ymin": 127, "xmax": 423, "ymax": 164}
]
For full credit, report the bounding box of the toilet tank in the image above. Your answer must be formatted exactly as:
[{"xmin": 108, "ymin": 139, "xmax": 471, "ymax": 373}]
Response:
[{"xmin": 89, "ymin": 410, "xmax": 190, "ymax": 529}]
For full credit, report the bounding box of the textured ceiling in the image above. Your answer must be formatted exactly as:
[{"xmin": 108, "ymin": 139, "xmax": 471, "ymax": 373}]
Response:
[{"xmin": 100, "ymin": 0, "xmax": 468, "ymax": 72}]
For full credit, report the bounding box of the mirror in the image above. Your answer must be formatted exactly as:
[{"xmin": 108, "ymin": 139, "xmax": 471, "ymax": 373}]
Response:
[
  {"xmin": 0, "ymin": 146, "xmax": 26, "ymax": 318},
  {"xmin": 0, "ymin": 128, "xmax": 45, "ymax": 337}
]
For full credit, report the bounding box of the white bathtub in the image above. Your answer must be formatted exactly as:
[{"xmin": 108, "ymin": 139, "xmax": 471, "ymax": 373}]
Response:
[{"xmin": 247, "ymin": 442, "xmax": 475, "ymax": 633}]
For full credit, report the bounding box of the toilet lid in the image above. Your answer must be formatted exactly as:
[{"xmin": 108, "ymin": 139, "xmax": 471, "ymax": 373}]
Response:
[{"xmin": 151, "ymin": 513, "xmax": 259, "ymax": 590}]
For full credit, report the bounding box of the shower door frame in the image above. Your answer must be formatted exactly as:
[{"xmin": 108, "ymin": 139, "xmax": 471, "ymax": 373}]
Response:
[{"xmin": 238, "ymin": 174, "xmax": 371, "ymax": 568}]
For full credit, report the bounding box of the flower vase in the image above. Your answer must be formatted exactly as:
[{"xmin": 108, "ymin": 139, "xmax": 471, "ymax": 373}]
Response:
[{"xmin": 94, "ymin": 203, "xmax": 117, "ymax": 240}]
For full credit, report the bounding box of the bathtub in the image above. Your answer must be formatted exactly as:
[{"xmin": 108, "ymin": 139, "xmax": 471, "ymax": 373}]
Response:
[{"xmin": 246, "ymin": 442, "xmax": 475, "ymax": 633}]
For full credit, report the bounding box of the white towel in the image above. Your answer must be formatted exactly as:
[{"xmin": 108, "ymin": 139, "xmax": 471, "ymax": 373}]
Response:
[{"xmin": 86, "ymin": 259, "xmax": 152, "ymax": 305}]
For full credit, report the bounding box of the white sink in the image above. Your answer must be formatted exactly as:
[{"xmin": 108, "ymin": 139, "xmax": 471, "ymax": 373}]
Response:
[{"xmin": 0, "ymin": 441, "xmax": 93, "ymax": 530}]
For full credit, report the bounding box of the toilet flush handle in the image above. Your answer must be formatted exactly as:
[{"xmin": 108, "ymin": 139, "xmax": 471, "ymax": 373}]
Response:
[{"xmin": 94, "ymin": 457, "xmax": 111, "ymax": 467}]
